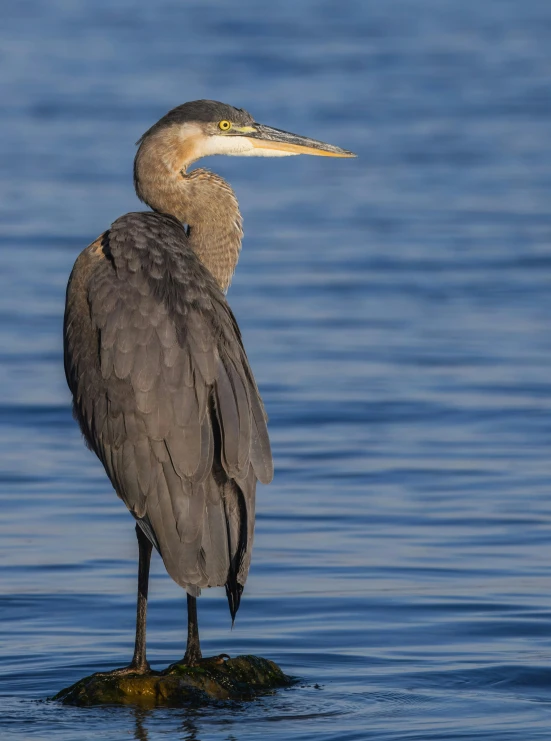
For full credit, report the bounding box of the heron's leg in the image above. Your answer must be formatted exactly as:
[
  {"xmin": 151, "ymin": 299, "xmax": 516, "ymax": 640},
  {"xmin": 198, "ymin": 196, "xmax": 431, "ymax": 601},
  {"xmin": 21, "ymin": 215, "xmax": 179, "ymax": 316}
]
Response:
[
  {"xmin": 166, "ymin": 594, "xmax": 229, "ymax": 669},
  {"xmin": 183, "ymin": 594, "xmax": 202, "ymax": 665},
  {"xmin": 94, "ymin": 524, "xmax": 153, "ymax": 677},
  {"xmin": 129, "ymin": 523, "xmax": 153, "ymax": 672}
]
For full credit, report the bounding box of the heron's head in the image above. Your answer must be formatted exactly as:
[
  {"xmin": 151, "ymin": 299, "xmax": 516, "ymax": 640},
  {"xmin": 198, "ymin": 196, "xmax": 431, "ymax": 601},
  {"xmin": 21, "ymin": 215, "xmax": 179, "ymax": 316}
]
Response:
[{"xmin": 135, "ymin": 99, "xmax": 356, "ymax": 175}]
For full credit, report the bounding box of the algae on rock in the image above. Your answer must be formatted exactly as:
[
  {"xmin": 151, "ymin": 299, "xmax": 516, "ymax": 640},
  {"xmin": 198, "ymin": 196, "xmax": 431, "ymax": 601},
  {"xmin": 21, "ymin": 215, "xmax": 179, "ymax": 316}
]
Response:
[{"xmin": 54, "ymin": 655, "xmax": 294, "ymax": 707}]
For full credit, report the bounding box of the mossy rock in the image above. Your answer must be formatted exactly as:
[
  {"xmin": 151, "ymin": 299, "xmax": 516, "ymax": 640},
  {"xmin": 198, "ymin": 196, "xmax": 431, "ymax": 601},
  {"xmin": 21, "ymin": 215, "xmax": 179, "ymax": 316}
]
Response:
[{"xmin": 54, "ymin": 655, "xmax": 295, "ymax": 707}]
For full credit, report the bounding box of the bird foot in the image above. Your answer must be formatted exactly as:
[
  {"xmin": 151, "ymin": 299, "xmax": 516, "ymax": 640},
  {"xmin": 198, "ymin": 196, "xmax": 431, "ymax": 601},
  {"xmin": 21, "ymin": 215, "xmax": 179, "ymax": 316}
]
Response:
[
  {"xmin": 168, "ymin": 653, "xmax": 230, "ymax": 670},
  {"xmin": 93, "ymin": 661, "xmax": 152, "ymax": 678}
]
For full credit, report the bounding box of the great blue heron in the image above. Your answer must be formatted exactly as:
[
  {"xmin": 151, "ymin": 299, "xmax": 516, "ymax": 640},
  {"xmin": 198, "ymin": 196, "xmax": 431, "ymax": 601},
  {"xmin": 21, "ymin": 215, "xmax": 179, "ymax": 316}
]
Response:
[{"xmin": 64, "ymin": 100, "xmax": 355, "ymax": 672}]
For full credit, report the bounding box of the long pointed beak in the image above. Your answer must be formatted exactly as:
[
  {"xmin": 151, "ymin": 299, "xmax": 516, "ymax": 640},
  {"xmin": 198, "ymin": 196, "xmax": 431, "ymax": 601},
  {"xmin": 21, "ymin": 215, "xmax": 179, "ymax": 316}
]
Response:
[{"xmin": 241, "ymin": 123, "xmax": 356, "ymax": 158}]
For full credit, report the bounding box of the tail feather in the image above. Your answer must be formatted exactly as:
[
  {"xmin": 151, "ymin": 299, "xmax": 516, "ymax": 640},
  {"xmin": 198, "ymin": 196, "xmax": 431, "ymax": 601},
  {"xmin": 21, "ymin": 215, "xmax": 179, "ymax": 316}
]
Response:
[{"xmin": 223, "ymin": 483, "xmax": 248, "ymax": 623}]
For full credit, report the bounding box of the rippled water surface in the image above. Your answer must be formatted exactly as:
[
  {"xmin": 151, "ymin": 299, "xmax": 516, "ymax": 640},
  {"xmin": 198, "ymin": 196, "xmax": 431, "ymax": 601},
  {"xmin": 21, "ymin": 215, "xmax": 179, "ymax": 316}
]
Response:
[{"xmin": 2, "ymin": 1, "xmax": 551, "ymax": 739}]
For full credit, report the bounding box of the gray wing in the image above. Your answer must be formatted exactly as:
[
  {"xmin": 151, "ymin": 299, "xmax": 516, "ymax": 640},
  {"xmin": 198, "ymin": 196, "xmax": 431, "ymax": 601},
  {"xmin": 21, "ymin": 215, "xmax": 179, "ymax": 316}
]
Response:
[{"xmin": 64, "ymin": 214, "xmax": 272, "ymax": 617}]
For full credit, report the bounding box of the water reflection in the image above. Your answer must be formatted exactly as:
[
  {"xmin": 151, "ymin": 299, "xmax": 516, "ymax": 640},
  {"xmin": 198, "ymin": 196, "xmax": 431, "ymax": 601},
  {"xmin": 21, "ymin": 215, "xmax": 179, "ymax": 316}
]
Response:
[
  {"xmin": 133, "ymin": 709, "xmax": 150, "ymax": 741},
  {"xmin": 131, "ymin": 707, "xmax": 212, "ymax": 741},
  {"xmin": 179, "ymin": 713, "xmax": 201, "ymax": 741}
]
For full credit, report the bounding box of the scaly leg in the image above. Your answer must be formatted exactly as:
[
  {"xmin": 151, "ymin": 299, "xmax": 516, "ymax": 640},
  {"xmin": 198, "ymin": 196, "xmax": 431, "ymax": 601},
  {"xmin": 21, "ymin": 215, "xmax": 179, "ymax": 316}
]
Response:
[
  {"xmin": 183, "ymin": 594, "xmax": 202, "ymax": 665},
  {"xmin": 178, "ymin": 593, "xmax": 230, "ymax": 667},
  {"xmin": 95, "ymin": 524, "xmax": 153, "ymax": 676},
  {"xmin": 129, "ymin": 524, "xmax": 153, "ymax": 672}
]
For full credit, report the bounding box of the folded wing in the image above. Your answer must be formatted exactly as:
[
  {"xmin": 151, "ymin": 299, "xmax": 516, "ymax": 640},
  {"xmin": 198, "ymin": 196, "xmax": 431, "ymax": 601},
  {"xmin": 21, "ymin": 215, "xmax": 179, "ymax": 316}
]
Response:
[{"xmin": 64, "ymin": 213, "xmax": 272, "ymax": 617}]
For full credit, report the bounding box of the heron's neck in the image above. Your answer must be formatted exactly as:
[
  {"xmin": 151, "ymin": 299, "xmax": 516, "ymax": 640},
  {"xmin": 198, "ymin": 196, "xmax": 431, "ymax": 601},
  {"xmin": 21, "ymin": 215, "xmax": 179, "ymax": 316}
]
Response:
[
  {"xmin": 136, "ymin": 164, "xmax": 243, "ymax": 293},
  {"xmin": 181, "ymin": 169, "xmax": 243, "ymax": 292}
]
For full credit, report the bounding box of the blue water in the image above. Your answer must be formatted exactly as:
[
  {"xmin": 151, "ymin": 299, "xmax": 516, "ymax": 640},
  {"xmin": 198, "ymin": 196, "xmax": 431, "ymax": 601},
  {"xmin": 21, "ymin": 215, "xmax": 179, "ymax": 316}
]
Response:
[{"xmin": 2, "ymin": 1, "xmax": 551, "ymax": 738}]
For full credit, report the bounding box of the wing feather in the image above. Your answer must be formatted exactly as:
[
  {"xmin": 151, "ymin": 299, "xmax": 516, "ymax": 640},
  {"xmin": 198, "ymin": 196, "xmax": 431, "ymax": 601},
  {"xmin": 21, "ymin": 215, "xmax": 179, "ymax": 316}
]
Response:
[{"xmin": 64, "ymin": 213, "xmax": 272, "ymax": 613}]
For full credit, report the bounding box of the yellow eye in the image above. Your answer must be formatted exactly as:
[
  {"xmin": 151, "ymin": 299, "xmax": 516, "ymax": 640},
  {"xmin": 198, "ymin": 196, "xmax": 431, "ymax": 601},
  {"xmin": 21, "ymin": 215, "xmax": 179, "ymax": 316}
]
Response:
[{"xmin": 218, "ymin": 120, "xmax": 232, "ymax": 131}]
